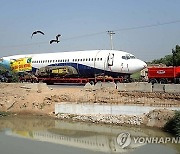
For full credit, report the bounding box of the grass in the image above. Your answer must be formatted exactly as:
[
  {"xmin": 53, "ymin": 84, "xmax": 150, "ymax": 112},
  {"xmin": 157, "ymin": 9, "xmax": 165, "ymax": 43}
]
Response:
[
  {"xmin": 130, "ymin": 71, "xmax": 141, "ymax": 81},
  {"xmin": 163, "ymin": 110, "xmax": 180, "ymax": 137},
  {"xmin": 0, "ymin": 111, "xmax": 11, "ymax": 117}
]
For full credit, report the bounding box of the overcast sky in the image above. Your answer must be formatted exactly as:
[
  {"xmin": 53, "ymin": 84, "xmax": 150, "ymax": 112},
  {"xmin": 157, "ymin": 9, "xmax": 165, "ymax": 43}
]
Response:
[{"xmin": 0, "ymin": 0, "xmax": 180, "ymax": 61}]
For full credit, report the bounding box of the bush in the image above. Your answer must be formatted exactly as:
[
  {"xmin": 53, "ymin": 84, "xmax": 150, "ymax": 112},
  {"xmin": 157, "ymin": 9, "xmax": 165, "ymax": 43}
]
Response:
[
  {"xmin": 0, "ymin": 66, "xmax": 19, "ymax": 82},
  {"xmin": 164, "ymin": 110, "xmax": 180, "ymax": 137},
  {"xmin": 0, "ymin": 111, "xmax": 10, "ymax": 117}
]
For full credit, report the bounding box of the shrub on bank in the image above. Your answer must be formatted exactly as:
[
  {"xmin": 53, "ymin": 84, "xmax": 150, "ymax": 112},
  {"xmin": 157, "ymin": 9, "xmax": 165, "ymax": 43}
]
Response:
[
  {"xmin": 164, "ymin": 110, "xmax": 180, "ymax": 137},
  {"xmin": 0, "ymin": 111, "xmax": 10, "ymax": 117},
  {"xmin": 0, "ymin": 66, "xmax": 19, "ymax": 82}
]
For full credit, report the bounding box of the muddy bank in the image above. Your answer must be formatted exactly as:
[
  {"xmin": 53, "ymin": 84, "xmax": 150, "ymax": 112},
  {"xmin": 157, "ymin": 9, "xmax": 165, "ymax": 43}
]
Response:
[{"xmin": 56, "ymin": 109, "xmax": 175, "ymax": 128}]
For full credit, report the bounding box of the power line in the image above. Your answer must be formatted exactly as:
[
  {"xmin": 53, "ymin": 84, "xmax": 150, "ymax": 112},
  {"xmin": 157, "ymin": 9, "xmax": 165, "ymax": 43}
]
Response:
[
  {"xmin": 61, "ymin": 19, "xmax": 180, "ymax": 41},
  {"xmin": 1, "ymin": 19, "xmax": 180, "ymax": 48},
  {"xmin": 114, "ymin": 19, "xmax": 180, "ymax": 32}
]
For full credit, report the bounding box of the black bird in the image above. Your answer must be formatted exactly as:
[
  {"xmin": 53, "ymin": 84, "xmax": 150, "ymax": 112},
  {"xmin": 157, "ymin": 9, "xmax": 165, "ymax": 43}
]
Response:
[
  {"xmin": 50, "ymin": 40, "xmax": 60, "ymax": 44},
  {"xmin": 31, "ymin": 30, "xmax": 45, "ymax": 38},
  {"xmin": 56, "ymin": 34, "xmax": 61, "ymax": 41}
]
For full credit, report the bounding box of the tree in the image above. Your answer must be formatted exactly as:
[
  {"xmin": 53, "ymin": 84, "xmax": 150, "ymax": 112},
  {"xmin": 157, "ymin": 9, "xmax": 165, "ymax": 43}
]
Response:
[
  {"xmin": 151, "ymin": 45, "xmax": 180, "ymax": 66},
  {"xmin": 175, "ymin": 45, "xmax": 180, "ymax": 66}
]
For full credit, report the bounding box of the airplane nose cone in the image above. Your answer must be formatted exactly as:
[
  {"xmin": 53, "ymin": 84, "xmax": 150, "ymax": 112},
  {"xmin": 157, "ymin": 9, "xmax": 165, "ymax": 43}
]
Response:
[
  {"xmin": 142, "ymin": 61, "xmax": 147, "ymax": 69},
  {"xmin": 137, "ymin": 60, "xmax": 147, "ymax": 71}
]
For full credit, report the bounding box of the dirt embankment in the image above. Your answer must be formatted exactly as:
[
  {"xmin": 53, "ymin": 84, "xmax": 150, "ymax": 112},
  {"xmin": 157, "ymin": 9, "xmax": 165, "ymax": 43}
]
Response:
[
  {"xmin": 0, "ymin": 83, "xmax": 80, "ymax": 115},
  {"xmin": 0, "ymin": 83, "xmax": 180, "ymax": 115},
  {"xmin": 0, "ymin": 83, "xmax": 179, "ymax": 128}
]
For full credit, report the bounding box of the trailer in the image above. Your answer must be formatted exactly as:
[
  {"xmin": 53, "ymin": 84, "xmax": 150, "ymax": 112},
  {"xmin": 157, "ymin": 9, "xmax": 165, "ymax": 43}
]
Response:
[
  {"xmin": 148, "ymin": 66, "xmax": 180, "ymax": 84},
  {"xmin": 19, "ymin": 75, "xmax": 124, "ymax": 85},
  {"xmin": 18, "ymin": 64, "xmax": 130, "ymax": 84}
]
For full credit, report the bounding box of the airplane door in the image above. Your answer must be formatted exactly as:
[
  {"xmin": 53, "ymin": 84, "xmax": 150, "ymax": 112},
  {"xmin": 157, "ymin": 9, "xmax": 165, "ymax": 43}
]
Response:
[
  {"xmin": 121, "ymin": 62, "xmax": 129, "ymax": 73},
  {"xmin": 107, "ymin": 53, "xmax": 114, "ymax": 66},
  {"xmin": 94, "ymin": 50, "xmax": 101, "ymax": 68}
]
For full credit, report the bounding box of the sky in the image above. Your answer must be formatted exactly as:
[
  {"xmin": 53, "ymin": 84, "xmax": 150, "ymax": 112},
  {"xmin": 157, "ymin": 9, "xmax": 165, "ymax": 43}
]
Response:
[{"xmin": 0, "ymin": 0, "xmax": 180, "ymax": 61}]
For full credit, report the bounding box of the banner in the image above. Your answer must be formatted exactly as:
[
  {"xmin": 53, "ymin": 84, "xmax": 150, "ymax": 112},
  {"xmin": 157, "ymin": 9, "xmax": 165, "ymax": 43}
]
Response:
[{"xmin": 10, "ymin": 57, "xmax": 32, "ymax": 72}]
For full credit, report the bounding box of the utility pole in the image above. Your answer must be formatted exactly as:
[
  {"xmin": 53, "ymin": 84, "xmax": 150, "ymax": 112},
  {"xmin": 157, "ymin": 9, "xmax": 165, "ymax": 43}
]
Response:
[{"xmin": 107, "ymin": 31, "xmax": 115, "ymax": 50}]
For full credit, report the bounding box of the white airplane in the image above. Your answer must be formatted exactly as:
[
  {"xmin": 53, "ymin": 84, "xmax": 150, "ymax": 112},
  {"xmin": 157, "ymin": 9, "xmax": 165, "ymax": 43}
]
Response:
[{"xmin": 0, "ymin": 50, "xmax": 147, "ymax": 78}]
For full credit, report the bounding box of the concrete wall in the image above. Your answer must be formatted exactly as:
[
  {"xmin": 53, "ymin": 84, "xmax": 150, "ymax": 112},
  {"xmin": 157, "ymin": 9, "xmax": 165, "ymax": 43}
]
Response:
[
  {"xmin": 55, "ymin": 102, "xmax": 180, "ymax": 116},
  {"xmin": 84, "ymin": 82, "xmax": 180, "ymax": 94},
  {"xmin": 117, "ymin": 82, "xmax": 152, "ymax": 92},
  {"xmin": 165, "ymin": 84, "xmax": 180, "ymax": 93},
  {"xmin": 152, "ymin": 84, "xmax": 165, "ymax": 92}
]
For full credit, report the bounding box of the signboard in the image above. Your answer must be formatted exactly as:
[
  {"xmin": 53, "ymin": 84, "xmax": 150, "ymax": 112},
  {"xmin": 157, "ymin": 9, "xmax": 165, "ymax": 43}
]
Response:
[{"xmin": 10, "ymin": 57, "xmax": 32, "ymax": 72}]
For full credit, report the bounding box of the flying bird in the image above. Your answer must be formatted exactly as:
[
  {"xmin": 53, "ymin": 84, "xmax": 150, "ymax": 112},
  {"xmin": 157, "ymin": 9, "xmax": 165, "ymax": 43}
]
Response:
[
  {"xmin": 31, "ymin": 30, "xmax": 45, "ymax": 38},
  {"xmin": 50, "ymin": 34, "xmax": 61, "ymax": 44},
  {"xmin": 50, "ymin": 40, "xmax": 60, "ymax": 44},
  {"xmin": 56, "ymin": 34, "xmax": 61, "ymax": 41}
]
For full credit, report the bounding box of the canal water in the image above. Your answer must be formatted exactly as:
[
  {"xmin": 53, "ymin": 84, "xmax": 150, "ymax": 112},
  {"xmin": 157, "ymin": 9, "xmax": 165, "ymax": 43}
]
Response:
[{"xmin": 0, "ymin": 116, "xmax": 179, "ymax": 154}]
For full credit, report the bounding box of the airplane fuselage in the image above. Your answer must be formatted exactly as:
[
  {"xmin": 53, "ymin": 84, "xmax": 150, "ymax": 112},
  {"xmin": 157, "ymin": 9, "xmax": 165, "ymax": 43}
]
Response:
[{"xmin": 0, "ymin": 50, "xmax": 147, "ymax": 78}]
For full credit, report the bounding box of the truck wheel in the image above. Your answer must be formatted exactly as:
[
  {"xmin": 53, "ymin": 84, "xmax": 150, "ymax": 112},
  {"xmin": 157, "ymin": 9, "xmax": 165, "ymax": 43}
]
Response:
[
  {"xmin": 159, "ymin": 78, "xmax": 168, "ymax": 84},
  {"xmin": 149, "ymin": 78, "xmax": 158, "ymax": 84}
]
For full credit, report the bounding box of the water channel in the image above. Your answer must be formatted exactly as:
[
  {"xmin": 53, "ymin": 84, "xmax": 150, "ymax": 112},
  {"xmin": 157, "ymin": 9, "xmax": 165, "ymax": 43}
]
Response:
[{"xmin": 0, "ymin": 116, "xmax": 179, "ymax": 154}]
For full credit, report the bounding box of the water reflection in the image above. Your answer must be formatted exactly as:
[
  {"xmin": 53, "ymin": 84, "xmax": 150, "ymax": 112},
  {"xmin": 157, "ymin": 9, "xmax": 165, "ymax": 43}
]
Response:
[{"xmin": 0, "ymin": 116, "xmax": 179, "ymax": 154}]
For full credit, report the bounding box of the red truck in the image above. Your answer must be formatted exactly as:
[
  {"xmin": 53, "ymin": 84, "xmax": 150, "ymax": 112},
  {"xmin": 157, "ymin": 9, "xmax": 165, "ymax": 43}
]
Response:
[{"xmin": 148, "ymin": 66, "xmax": 180, "ymax": 84}]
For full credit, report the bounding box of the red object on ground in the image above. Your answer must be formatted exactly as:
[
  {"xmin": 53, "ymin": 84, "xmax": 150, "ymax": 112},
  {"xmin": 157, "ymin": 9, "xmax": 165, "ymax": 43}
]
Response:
[{"xmin": 148, "ymin": 66, "xmax": 180, "ymax": 84}]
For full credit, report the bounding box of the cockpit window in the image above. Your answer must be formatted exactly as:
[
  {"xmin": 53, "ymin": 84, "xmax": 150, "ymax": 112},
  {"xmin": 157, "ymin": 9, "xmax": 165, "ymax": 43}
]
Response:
[
  {"xmin": 122, "ymin": 56, "xmax": 126, "ymax": 59},
  {"xmin": 130, "ymin": 56, "xmax": 136, "ymax": 59},
  {"xmin": 122, "ymin": 54, "xmax": 136, "ymax": 60},
  {"xmin": 126, "ymin": 55, "xmax": 130, "ymax": 59}
]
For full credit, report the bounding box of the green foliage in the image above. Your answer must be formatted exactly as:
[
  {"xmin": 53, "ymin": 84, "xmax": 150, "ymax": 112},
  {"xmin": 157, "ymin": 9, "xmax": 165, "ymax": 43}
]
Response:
[
  {"xmin": 0, "ymin": 111, "xmax": 10, "ymax": 117},
  {"xmin": 0, "ymin": 66, "xmax": 19, "ymax": 82},
  {"xmin": 0, "ymin": 66, "xmax": 7, "ymax": 74},
  {"xmin": 151, "ymin": 45, "xmax": 180, "ymax": 66},
  {"xmin": 131, "ymin": 71, "xmax": 141, "ymax": 80},
  {"xmin": 152, "ymin": 54, "xmax": 173, "ymax": 66},
  {"xmin": 164, "ymin": 110, "xmax": 180, "ymax": 137},
  {"xmin": 10, "ymin": 72, "xmax": 19, "ymax": 82},
  {"xmin": 175, "ymin": 45, "xmax": 180, "ymax": 66}
]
